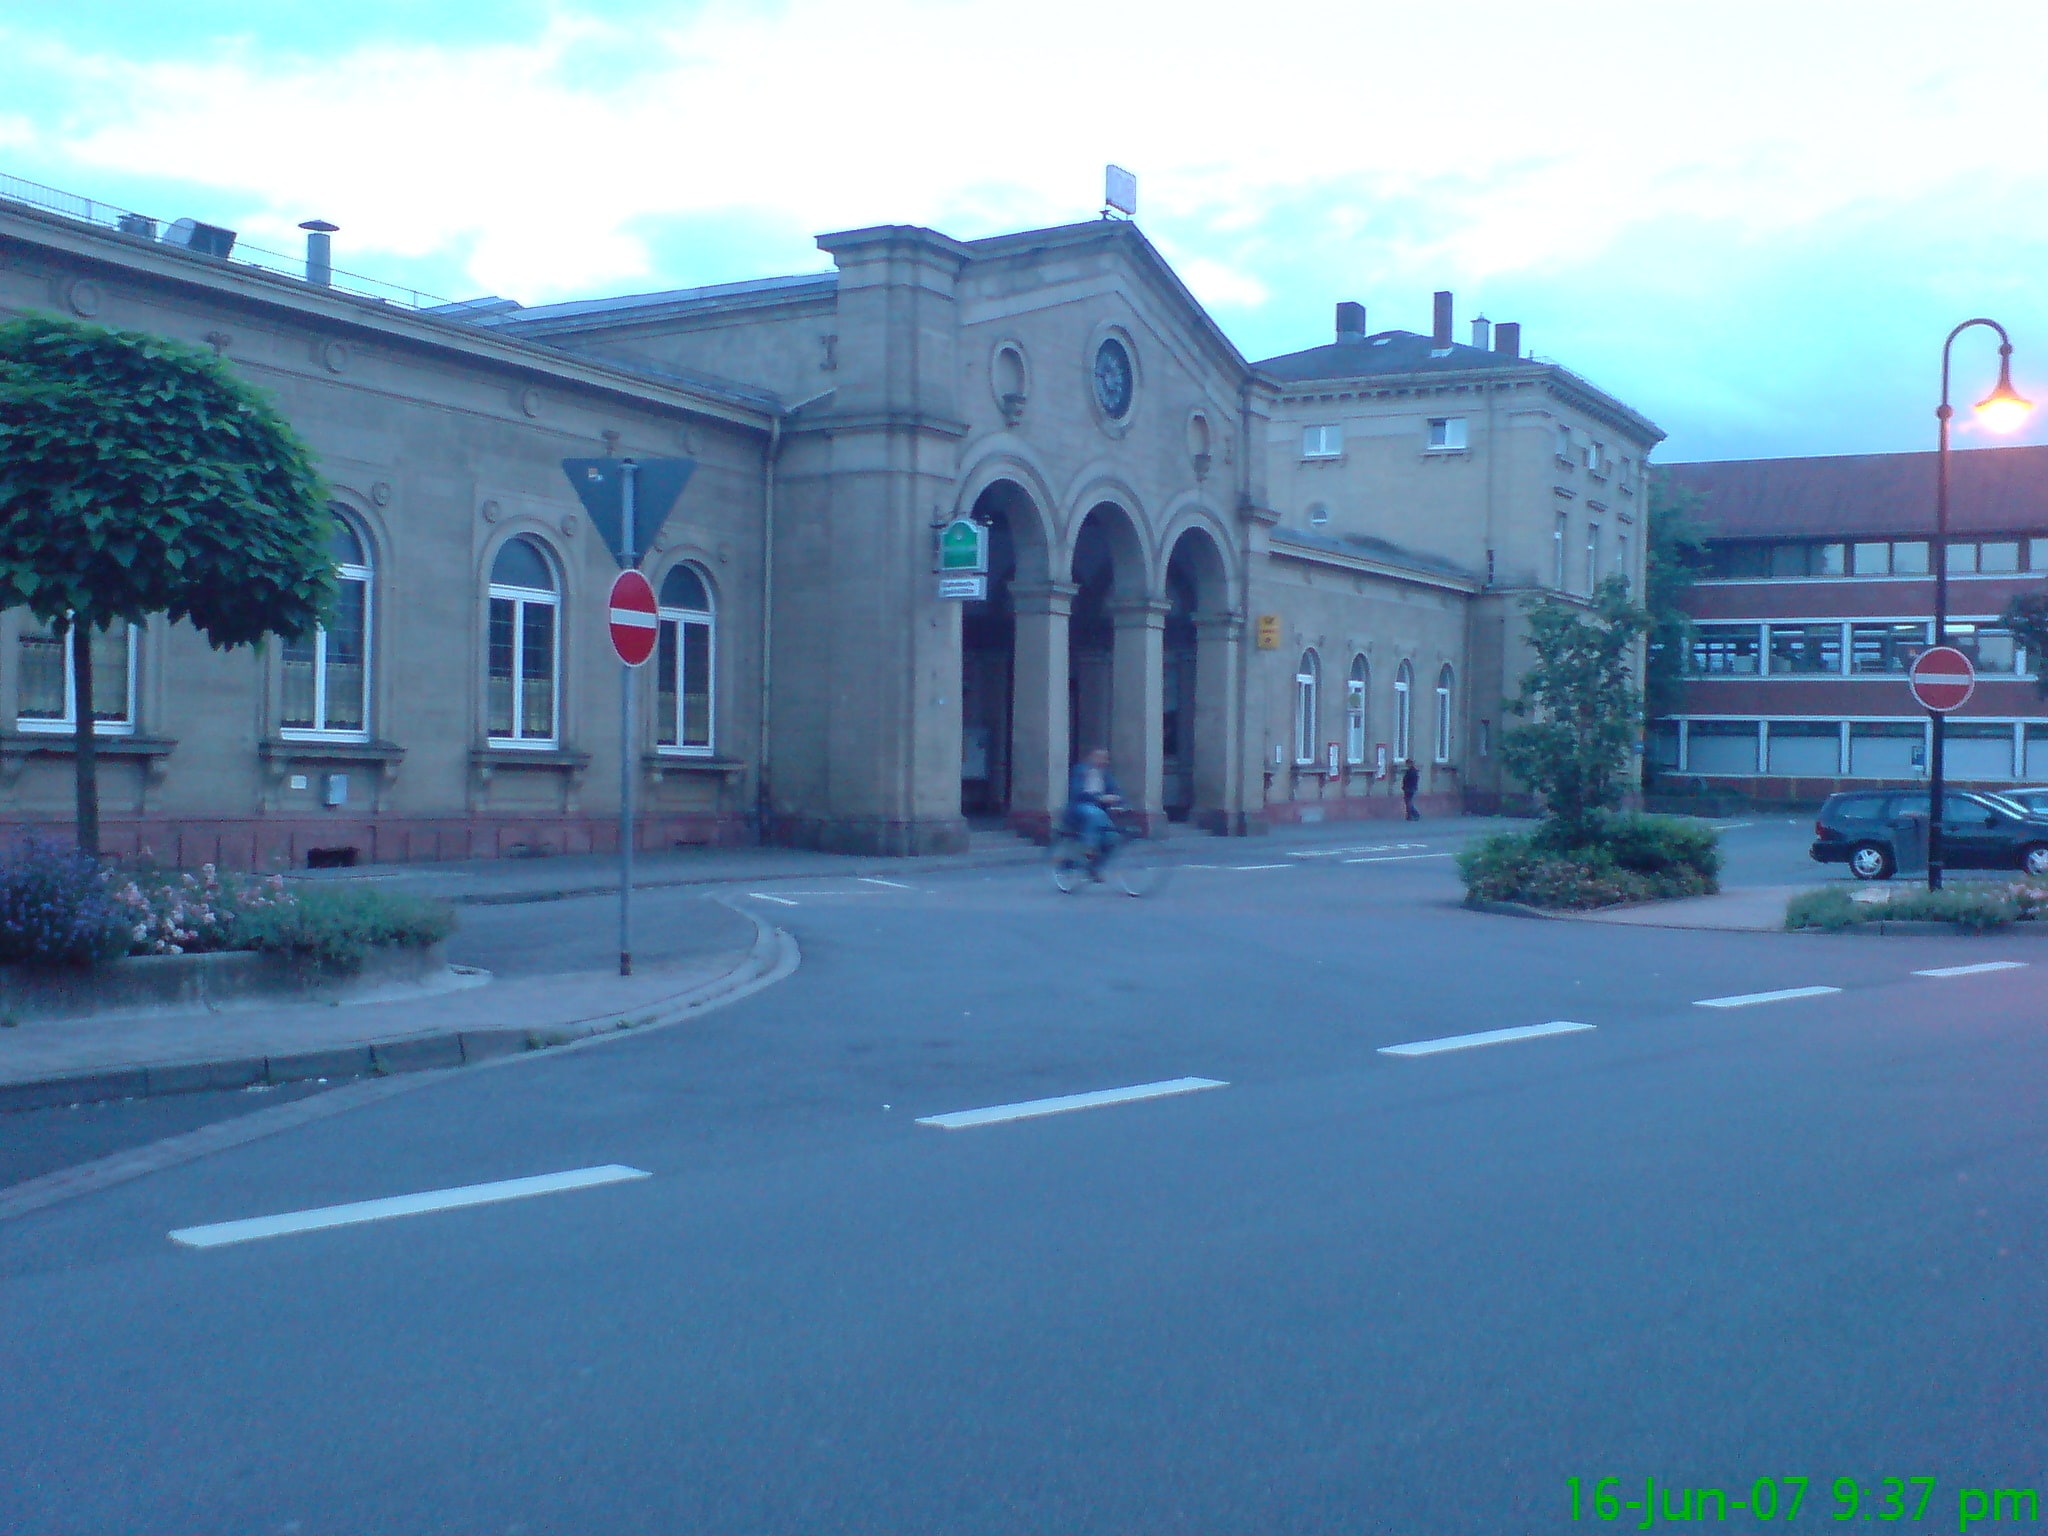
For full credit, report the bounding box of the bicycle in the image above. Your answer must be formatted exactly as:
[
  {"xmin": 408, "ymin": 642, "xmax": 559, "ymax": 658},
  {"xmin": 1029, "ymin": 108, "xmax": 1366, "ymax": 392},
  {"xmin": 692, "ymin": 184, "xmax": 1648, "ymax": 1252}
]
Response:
[{"xmin": 1050, "ymin": 807, "xmax": 1169, "ymax": 897}]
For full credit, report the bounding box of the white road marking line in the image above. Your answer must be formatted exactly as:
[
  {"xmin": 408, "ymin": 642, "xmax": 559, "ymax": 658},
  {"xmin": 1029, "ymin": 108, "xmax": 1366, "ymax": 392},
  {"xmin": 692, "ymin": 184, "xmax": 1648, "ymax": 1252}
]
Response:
[
  {"xmin": 1914, "ymin": 960, "xmax": 2029, "ymax": 978},
  {"xmin": 1714, "ymin": 821, "xmax": 1756, "ymax": 830},
  {"xmin": 1286, "ymin": 843, "xmax": 1424, "ymax": 858},
  {"xmin": 749, "ymin": 893, "xmax": 799, "ymax": 906},
  {"xmin": 1228, "ymin": 863, "xmax": 1292, "ymax": 871},
  {"xmin": 1379, "ymin": 1021, "xmax": 1595, "ymax": 1057},
  {"xmin": 917, "ymin": 1077, "xmax": 1227, "ymax": 1130},
  {"xmin": 1694, "ymin": 985, "xmax": 1841, "ymax": 1009},
  {"xmin": 859, "ymin": 877, "xmax": 914, "ymax": 889},
  {"xmin": 1342, "ymin": 853, "xmax": 1454, "ymax": 865},
  {"xmin": 169, "ymin": 1165, "xmax": 651, "ymax": 1250}
]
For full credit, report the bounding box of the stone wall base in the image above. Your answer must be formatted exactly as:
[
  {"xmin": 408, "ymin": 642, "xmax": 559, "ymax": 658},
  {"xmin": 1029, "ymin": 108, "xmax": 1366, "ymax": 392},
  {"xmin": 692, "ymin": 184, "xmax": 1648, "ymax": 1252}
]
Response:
[
  {"xmin": 768, "ymin": 815, "xmax": 970, "ymax": 857},
  {"xmin": 0, "ymin": 813, "xmax": 751, "ymax": 872},
  {"xmin": 1261, "ymin": 793, "xmax": 1462, "ymax": 826}
]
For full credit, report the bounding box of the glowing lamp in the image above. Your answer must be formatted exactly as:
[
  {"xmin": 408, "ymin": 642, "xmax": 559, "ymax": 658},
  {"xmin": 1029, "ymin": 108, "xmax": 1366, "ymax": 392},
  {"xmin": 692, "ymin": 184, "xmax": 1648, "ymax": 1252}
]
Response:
[{"xmin": 1975, "ymin": 358, "xmax": 2032, "ymax": 433}]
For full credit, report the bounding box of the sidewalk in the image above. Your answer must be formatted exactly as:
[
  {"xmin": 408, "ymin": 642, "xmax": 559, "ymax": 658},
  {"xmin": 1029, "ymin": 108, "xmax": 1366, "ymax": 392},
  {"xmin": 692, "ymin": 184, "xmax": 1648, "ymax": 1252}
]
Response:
[
  {"xmin": 0, "ymin": 898, "xmax": 791, "ymax": 1112},
  {"xmin": 1555, "ymin": 885, "xmax": 1806, "ymax": 933}
]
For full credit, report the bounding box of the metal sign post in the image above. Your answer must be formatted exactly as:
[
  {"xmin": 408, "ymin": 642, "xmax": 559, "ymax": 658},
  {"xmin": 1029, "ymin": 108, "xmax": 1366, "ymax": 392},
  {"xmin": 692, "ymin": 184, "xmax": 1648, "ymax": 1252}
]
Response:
[{"xmin": 619, "ymin": 462, "xmax": 637, "ymax": 976}]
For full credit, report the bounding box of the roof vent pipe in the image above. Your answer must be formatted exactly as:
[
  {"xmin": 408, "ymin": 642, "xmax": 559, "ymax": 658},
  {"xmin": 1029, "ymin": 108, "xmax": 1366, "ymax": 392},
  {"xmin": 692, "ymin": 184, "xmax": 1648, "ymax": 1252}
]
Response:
[
  {"xmin": 1470, "ymin": 315, "xmax": 1491, "ymax": 352},
  {"xmin": 299, "ymin": 219, "xmax": 338, "ymax": 287},
  {"xmin": 1335, "ymin": 301, "xmax": 1367, "ymax": 343},
  {"xmin": 1432, "ymin": 290, "xmax": 1453, "ymax": 347},
  {"xmin": 1494, "ymin": 321, "xmax": 1521, "ymax": 358}
]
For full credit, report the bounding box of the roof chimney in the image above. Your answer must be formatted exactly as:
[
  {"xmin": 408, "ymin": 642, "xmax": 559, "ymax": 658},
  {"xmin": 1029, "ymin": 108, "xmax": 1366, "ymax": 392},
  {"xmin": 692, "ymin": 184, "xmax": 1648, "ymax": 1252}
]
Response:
[
  {"xmin": 1432, "ymin": 290, "xmax": 1453, "ymax": 348},
  {"xmin": 1494, "ymin": 321, "xmax": 1521, "ymax": 358},
  {"xmin": 1470, "ymin": 315, "xmax": 1491, "ymax": 352},
  {"xmin": 299, "ymin": 219, "xmax": 338, "ymax": 287},
  {"xmin": 1335, "ymin": 301, "xmax": 1367, "ymax": 344}
]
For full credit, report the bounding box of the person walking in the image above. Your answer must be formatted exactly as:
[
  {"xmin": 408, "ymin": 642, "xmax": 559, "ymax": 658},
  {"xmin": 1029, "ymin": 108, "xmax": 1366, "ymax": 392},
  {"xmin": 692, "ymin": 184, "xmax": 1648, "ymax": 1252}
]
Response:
[{"xmin": 1401, "ymin": 760, "xmax": 1422, "ymax": 821}]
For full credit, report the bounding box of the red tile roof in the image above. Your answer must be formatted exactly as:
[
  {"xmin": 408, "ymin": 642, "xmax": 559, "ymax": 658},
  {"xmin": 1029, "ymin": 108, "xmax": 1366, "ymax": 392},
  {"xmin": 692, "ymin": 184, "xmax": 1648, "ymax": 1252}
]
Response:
[{"xmin": 1661, "ymin": 445, "xmax": 2048, "ymax": 541}]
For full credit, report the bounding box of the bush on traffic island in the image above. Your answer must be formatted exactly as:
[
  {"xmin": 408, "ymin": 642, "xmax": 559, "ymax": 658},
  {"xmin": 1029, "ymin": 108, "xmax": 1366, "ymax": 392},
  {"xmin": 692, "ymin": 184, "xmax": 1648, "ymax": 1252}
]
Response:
[
  {"xmin": 1784, "ymin": 883, "xmax": 2035, "ymax": 933},
  {"xmin": 1459, "ymin": 811, "xmax": 1722, "ymax": 911},
  {"xmin": 0, "ymin": 840, "xmax": 456, "ymax": 972}
]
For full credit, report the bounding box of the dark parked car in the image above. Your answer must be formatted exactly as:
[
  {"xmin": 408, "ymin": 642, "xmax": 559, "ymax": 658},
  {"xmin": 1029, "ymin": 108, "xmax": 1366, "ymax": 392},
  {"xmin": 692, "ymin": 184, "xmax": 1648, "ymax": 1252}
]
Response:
[
  {"xmin": 1999, "ymin": 786, "xmax": 2048, "ymax": 818},
  {"xmin": 1810, "ymin": 789, "xmax": 2048, "ymax": 879}
]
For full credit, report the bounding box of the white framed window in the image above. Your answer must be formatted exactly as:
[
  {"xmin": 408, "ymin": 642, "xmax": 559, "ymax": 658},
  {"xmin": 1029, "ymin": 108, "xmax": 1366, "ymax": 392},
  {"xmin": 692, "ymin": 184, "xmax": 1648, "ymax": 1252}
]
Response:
[
  {"xmin": 1307, "ymin": 502, "xmax": 1331, "ymax": 528},
  {"xmin": 1617, "ymin": 532, "xmax": 1631, "ymax": 590},
  {"xmin": 486, "ymin": 535, "xmax": 560, "ymax": 747},
  {"xmin": 1554, "ymin": 512, "xmax": 1569, "ymax": 589},
  {"xmin": 1394, "ymin": 659, "xmax": 1414, "ymax": 762},
  {"xmin": 1586, "ymin": 523, "xmax": 1601, "ymax": 593},
  {"xmin": 1294, "ymin": 650, "xmax": 1320, "ymax": 765},
  {"xmin": 1583, "ymin": 439, "xmax": 1603, "ymax": 472},
  {"xmin": 1301, "ymin": 424, "xmax": 1342, "ymax": 459},
  {"xmin": 1556, "ymin": 425, "xmax": 1575, "ymax": 463},
  {"xmin": 1345, "ymin": 655, "xmax": 1368, "ymax": 764},
  {"xmin": 281, "ymin": 511, "xmax": 372, "ymax": 740},
  {"xmin": 1426, "ymin": 416, "xmax": 1468, "ymax": 451},
  {"xmin": 16, "ymin": 618, "xmax": 135, "ymax": 734},
  {"xmin": 1435, "ymin": 664, "xmax": 1454, "ymax": 763},
  {"xmin": 655, "ymin": 563, "xmax": 715, "ymax": 755}
]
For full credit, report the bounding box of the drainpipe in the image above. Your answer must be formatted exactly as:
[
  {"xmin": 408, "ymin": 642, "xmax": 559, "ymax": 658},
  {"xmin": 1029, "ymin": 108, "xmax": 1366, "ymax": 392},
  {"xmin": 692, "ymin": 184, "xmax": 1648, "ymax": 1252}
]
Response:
[{"xmin": 756, "ymin": 390, "xmax": 834, "ymax": 843}]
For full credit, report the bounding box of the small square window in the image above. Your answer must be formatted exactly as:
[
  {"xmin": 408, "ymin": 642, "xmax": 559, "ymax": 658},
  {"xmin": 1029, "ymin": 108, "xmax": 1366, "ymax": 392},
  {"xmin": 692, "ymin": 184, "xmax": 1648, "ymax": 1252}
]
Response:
[
  {"xmin": 1851, "ymin": 541, "xmax": 1891, "ymax": 575},
  {"xmin": 2029, "ymin": 537, "xmax": 2048, "ymax": 571},
  {"xmin": 1426, "ymin": 416, "xmax": 1468, "ymax": 451},
  {"xmin": 1301, "ymin": 424, "xmax": 1342, "ymax": 458},
  {"xmin": 1979, "ymin": 540, "xmax": 2020, "ymax": 574},
  {"xmin": 1814, "ymin": 542, "xmax": 1846, "ymax": 576},
  {"xmin": 1891, "ymin": 541, "xmax": 1930, "ymax": 575}
]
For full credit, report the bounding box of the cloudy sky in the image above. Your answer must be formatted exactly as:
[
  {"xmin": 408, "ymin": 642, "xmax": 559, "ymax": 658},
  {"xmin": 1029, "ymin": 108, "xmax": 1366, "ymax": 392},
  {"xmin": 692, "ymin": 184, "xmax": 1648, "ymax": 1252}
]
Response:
[{"xmin": 4, "ymin": 0, "xmax": 2046, "ymax": 462}]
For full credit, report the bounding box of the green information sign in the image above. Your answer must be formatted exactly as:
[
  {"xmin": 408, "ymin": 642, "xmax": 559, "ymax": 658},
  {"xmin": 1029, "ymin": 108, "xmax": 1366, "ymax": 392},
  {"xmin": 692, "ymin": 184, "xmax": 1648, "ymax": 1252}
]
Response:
[{"xmin": 936, "ymin": 518, "xmax": 988, "ymax": 574}]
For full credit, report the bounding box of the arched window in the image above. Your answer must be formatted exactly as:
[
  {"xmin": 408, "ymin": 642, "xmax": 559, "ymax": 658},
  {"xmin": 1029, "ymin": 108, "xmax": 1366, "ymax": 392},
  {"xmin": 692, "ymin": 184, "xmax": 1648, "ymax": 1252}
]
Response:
[
  {"xmin": 1294, "ymin": 649, "xmax": 1320, "ymax": 765},
  {"xmin": 1394, "ymin": 659, "xmax": 1414, "ymax": 762},
  {"xmin": 656, "ymin": 563, "xmax": 715, "ymax": 755},
  {"xmin": 282, "ymin": 510, "xmax": 372, "ymax": 738},
  {"xmin": 1345, "ymin": 655, "xmax": 1368, "ymax": 765},
  {"xmin": 487, "ymin": 536, "xmax": 559, "ymax": 746},
  {"xmin": 1435, "ymin": 663, "xmax": 1455, "ymax": 764}
]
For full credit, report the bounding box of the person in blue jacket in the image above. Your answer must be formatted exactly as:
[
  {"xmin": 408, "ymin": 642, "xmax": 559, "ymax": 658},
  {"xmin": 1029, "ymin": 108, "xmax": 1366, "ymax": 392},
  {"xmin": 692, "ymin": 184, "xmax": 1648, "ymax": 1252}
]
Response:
[{"xmin": 1064, "ymin": 746, "xmax": 1124, "ymax": 875}]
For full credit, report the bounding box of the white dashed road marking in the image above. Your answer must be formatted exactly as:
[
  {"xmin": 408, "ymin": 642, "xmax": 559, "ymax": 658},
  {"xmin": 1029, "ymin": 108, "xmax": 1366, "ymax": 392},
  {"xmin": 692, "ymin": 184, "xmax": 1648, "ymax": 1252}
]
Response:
[
  {"xmin": 860, "ymin": 877, "xmax": 914, "ymax": 889},
  {"xmin": 1286, "ymin": 843, "xmax": 1425, "ymax": 858},
  {"xmin": 1914, "ymin": 961, "xmax": 2029, "ymax": 978},
  {"xmin": 916, "ymin": 1077, "xmax": 1228, "ymax": 1130},
  {"xmin": 1694, "ymin": 986, "xmax": 1841, "ymax": 1009},
  {"xmin": 1379, "ymin": 1021, "xmax": 1595, "ymax": 1057},
  {"xmin": 1343, "ymin": 853, "xmax": 1454, "ymax": 865},
  {"xmin": 169, "ymin": 1165, "xmax": 651, "ymax": 1249}
]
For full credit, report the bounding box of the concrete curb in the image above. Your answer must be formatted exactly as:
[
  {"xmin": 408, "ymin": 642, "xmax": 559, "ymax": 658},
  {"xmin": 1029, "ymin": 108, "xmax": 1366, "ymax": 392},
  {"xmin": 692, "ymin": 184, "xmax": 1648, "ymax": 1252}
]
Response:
[
  {"xmin": 0, "ymin": 902, "xmax": 797, "ymax": 1114},
  {"xmin": 439, "ymin": 845, "xmax": 1051, "ymax": 906}
]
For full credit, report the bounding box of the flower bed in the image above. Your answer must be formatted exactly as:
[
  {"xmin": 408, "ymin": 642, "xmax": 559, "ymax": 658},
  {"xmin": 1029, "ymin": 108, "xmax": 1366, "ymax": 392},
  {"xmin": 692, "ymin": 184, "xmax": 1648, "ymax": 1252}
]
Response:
[
  {"xmin": 1785, "ymin": 882, "xmax": 2048, "ymax": 933},
  {"xmin": 0, "ymin": 839, "xmax": 455, "ymax": 974},
  {"xmin": 1458, "ymin": 812, "xmax": 1722, "ymax": 911}
]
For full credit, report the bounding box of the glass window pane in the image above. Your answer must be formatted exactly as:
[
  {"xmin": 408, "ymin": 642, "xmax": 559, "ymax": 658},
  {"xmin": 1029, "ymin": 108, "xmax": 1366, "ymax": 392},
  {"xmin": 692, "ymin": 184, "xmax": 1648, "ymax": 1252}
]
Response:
[
  {"xmin": 656, "ymin": 619, "xmax": 679, "ymax": 748},
  {"xmin": 1892, "ymin": 541, "xmax": 1930, "ymax": 575},
  {"xmin": 520, "ymin": 602, "xmax": 555, "ymax": 739},
  {"xmin": 1769, "ymin": 543, "xmax": 1809, "ymax": 578},
  {"xmin": 491, "ymin": 535, "xmax": 554, "ymax": 592},
  {"xmin": 328, "ymin": 514, "xmax": 366, "ymax": 568},
  {"xmin": 1947, "ymin": 725, "xmax": 2016, "ymax": 781},
  {"xmin": 1815, "ymin": 543, "xmax": 1846, "ymax": 576},
  {"xmin": 1851, "ymin": 622, "xmax": 1928, "ymax": 674},
  {"xmin": 1851, "ymin": 541, "xmax": 1891, "ymax": 575},
  {"xmin": 1768, "ymin": 623, "xmax": 1843, "ymax": 674},
  {"xmin": 18, "ymin": 622, "xmax": 66, "ymax": 720},
  {"xmin": 487, "ymin": 597, "xmax": 516, "ymax": 737},
  {"xmin": 681, "ymin": 619, "xmax": 712, "ymax": 748},
  {"xmin": 1648, "ymin": 721, "xmax": 1680, "ymax": 768},
  {"xmin": 2026, "ymin": 724, "xmax": 2048, "ymax": 778},
  {"xmin": 2030, "ymin": 538, "xmax": 2048, "ymax": 573},
  {"xmin": 88, "ymin": 625, "xmax": 129, "ymax": 723},
  {"xmin": 1849, "ymin": 722, "xmax": 1923, "ymax": 778},
  {"xmin": 1687, "ymin": 721, "xmax": 1759, "ymax": 775},
  {"xmin": 1979, "ymin": 541, "xmax": 2020, "ymax": 574},
  {"xmin": 324, "ymin": 579, "xmax": 367, "ymax": 729},
  {"xmin": 1944, "ymin": 542, "xmax": 1977, "ymax": 575},
  {"xmin": 660, "ymin": 565, "xmax": 709, "ymax": 611},
  {"xmin": 281, "ymin": 629, "xmax": 318, "ymax": 728},
  {"xmin": 1767, "ymin": 721, "xmax": 1840, "ymax": 775},
  {"xmin": 1689, "ymin": 624, "xmax": 1761, "ymax": 674}
]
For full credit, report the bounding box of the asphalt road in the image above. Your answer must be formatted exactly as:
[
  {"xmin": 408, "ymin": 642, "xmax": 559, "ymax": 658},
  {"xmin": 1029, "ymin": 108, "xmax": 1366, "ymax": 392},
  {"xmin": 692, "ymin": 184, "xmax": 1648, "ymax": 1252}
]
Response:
[{"xmin": 2, "ymin": 819, "xmax": 2042, "ymax": 1535}]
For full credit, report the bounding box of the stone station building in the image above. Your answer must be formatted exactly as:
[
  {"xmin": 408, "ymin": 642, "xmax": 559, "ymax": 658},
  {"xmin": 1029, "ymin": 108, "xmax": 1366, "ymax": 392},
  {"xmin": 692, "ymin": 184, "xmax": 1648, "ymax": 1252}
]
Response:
[{"xmin": 0, "ymin": 182, "xmax": 1662, "ymax": 864}]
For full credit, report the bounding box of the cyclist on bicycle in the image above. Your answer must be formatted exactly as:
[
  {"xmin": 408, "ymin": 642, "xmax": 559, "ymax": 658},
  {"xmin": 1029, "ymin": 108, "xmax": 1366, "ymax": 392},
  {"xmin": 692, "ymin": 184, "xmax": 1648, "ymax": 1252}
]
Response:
[{"xmin": 1064, "ymin": 746, "xmax": 1124, "ymax": 878}]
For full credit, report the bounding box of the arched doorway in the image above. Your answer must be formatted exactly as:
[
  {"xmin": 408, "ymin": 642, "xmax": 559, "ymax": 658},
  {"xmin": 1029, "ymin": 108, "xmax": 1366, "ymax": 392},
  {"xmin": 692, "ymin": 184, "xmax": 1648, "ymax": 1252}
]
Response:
[
  {"xmin": 958, "ymin": 480, "xmax": 1051, "ymax": 826},
  {"xmin": 1066, "ymin": 502, "xmax": 1157, "ymax": 824},
  {"xmin": 1162, "ymin": 524, "xmax": 1234, "ymax": 830}
]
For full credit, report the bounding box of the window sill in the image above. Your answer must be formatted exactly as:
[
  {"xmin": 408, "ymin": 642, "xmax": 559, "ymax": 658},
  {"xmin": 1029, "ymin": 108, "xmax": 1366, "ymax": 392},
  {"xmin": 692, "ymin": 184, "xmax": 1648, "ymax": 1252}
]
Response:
[
  {"xmin": 644, "ymin": 753, "xmax": 747, "ymax": 780},
  {"xmin": 263, "ymin": 737, "xmax": 403, "ymax": 765},
  {"xmin": 15, "ymin": 721, "xmax": 138, "ymax": 738},
  {"xmin": 0, "ymin": 732, "xmax": 171, "ymax": 759}
]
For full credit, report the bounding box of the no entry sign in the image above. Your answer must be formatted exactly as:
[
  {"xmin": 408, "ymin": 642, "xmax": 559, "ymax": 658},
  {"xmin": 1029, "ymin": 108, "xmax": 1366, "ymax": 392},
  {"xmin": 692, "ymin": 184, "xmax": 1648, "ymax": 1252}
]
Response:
[
  {"xmin": 607, "ymin": 569, "xmax": 659, "ymax": 667},
  {"xmin": 1910, "ymin": 645, "xmax": 1976, "ymax": 712}
]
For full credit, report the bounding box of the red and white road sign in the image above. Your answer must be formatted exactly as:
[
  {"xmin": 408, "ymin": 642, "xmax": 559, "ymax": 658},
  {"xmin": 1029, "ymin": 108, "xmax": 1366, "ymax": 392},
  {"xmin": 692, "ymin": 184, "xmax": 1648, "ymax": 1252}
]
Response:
[
  {"xmin": 607, "ymin": 569, "xmax": 659, "ymax": 667},
  {"xmin": 1910, "ymin": 644, "xmax": 1976, "ymax": 712}
]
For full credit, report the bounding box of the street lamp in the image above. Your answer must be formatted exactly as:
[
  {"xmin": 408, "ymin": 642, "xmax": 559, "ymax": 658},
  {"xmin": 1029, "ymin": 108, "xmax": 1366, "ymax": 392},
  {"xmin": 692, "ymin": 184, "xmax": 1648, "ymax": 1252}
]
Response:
[{"xmin": 1928, "ymin": 320, "xmax": 2032, "ymax": 890}]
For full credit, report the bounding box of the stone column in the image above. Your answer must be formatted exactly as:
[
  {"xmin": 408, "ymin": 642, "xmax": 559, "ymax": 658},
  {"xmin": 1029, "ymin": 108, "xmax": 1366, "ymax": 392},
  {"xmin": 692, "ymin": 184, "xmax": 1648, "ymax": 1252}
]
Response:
[
  {"xmin": 1007, "ymin": 581, "xmax": 1075, "ymax": 841},
  {"xmin": 1109, "ymin": 597, "xmax": 1170, "ymax": 831},
  {"xmin": 1191, "ymin": 611, "xmax": 1243, "ymax": 833}
]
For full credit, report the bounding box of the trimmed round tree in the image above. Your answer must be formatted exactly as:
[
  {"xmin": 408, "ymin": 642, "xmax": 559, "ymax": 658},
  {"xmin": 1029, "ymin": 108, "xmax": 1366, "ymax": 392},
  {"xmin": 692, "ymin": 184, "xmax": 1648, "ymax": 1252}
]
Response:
[{"xmin": 0, "ymin": 314, "xmax": 332, "ymax": 854}]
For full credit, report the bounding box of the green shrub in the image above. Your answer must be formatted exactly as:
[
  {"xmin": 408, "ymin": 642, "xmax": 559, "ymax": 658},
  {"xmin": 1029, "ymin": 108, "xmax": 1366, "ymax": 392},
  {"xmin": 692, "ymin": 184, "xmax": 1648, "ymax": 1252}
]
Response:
[
  {"xmin": 1785, "ymin": 884, "xmax": 2018, "ymax": 932},
  {"xmin": 1461, "ymin": 813, "xmax": 1720, "ymax": 910},
  {"xmin": 0, "ymin": 839, "xmax": 131, "ymax": 968},
  {"xmin": 233, "ymin": 883, "xmax": 457, "ymax": 973}
]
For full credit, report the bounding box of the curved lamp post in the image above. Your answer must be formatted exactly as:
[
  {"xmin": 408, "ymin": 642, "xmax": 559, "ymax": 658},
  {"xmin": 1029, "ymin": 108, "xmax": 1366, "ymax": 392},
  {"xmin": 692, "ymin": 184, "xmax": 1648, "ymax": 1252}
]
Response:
[{"xmin": 1928, "ymin": 320, "xmax": 2031, "ymax": 890}]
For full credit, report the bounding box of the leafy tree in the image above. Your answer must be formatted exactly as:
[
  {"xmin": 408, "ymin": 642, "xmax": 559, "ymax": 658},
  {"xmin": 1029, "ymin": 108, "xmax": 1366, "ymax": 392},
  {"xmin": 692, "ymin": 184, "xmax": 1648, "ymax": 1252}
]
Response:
[
  {"xmin": 1643, "ymin": 471, "xmax": 1710, "ymax": 729},
  {"xmin": 2002, "ymin": 590, "xmax": 2048, "ymax": 699},
  {"xmin": 1500, "ymin": 576, "xmax": 1651, "ymax": 841},
  {"xmin": 0, "ymin": 314, "xmax": 331, "ymax": 854}
]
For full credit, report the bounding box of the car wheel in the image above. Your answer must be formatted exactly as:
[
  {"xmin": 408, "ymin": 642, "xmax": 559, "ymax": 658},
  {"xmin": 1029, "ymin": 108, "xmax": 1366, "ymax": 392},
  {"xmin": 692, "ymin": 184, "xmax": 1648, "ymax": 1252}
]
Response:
[
  {"xmin": 2023, "ymin": 844, "xmax": 2048, "ymax": 879},
  {"xmin": 1848, "ymin": 842, "xmax": 1894, "ymax": 881}
]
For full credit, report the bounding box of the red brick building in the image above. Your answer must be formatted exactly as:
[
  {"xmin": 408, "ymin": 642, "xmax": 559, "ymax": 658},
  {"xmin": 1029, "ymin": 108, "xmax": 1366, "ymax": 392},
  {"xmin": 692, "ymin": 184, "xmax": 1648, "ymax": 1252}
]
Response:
[{"xmin": 1656, "ymin": 446, "xmax": 2048, "ymax": 799}]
